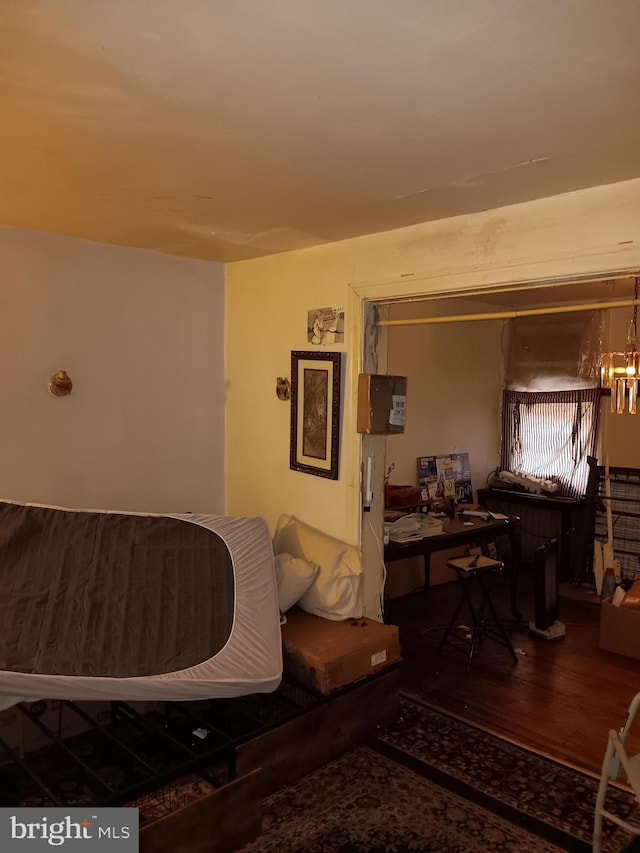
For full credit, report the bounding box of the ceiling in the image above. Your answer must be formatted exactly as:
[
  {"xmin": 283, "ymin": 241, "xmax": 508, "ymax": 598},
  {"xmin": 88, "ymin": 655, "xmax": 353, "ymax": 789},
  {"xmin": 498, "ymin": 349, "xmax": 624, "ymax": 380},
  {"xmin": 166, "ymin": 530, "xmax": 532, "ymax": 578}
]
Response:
[{"xmin": 2, "ymin": 1, "xmax": 640, "ymax": 263}]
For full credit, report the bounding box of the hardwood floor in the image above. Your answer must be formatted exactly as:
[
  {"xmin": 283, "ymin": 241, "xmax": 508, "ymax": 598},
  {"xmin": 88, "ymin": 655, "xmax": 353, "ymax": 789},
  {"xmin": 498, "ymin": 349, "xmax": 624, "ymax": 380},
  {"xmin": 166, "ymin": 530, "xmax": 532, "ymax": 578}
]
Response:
[{"xmin": 386, "ymin": 574, "xmax": 640, "ymax": 776}]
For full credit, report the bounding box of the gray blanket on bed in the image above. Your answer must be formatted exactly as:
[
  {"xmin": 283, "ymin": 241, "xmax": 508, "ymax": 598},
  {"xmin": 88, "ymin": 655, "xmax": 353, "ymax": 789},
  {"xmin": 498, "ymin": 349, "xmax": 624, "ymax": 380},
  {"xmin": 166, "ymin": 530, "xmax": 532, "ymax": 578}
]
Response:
[{"xmin": 0, "ymin": 502, "xmax": 235, "ymax": 677}]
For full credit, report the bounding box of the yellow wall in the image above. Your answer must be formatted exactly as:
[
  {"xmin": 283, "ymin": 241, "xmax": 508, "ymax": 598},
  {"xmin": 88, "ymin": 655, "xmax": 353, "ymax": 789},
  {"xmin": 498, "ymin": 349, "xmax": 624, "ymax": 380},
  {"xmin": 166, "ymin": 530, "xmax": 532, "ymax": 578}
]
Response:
[
  {"xmin": 225, "ymin": 250, "xmax": 356, "ymax": 541},
  {"xmin": 226, "ymin": 178, "xmax": 640, "ymax": 617},
  {"xmin": 0, "ymin": 227, "xmax": 226, "ymax": 514}
]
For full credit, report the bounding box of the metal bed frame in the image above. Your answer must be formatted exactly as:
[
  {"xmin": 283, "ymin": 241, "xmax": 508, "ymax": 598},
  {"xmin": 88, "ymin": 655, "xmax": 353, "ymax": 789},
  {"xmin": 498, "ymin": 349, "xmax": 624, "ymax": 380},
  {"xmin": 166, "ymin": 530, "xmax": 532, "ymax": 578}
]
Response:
[{"xmin": 0, "ymin": 681, "xmax": 322, "ymax": 818}]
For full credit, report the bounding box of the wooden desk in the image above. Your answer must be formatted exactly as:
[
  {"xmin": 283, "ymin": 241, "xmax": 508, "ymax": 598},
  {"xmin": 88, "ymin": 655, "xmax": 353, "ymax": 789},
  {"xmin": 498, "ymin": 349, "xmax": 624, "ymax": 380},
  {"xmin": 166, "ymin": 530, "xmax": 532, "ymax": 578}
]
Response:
[{"xmin": 384, "ymin": 515, "xmax": 522, "ymax": 623}]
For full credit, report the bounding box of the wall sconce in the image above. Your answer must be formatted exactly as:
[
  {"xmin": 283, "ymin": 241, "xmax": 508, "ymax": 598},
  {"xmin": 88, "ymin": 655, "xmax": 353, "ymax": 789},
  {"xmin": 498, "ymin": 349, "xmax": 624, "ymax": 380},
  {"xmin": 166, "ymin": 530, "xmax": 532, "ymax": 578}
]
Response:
[
  {"xmin": 600, "ymin": 277, "xmax": 640, "ymax": 413},
  {"xmin": 49, "ymin": 371, "xmax": 73, "ymax": 397},
  {"xmin": 276, "ymin": 378, "xmax": 290, "ymax": 401}
]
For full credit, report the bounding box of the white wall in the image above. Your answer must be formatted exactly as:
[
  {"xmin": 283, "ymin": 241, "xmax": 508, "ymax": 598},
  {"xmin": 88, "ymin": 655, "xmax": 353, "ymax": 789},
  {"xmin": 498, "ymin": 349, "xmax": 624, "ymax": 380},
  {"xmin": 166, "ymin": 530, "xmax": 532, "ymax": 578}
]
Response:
[
  {"xmin": 226, "ymin": 178, "xmax": 640, "ymax": 619},
  {"xmin": 0, "ymin": 227, "xmax": 225, "ymax": 514},
  {"xmin": 386, "ymin": 299, "xmax": 504, "ymax": 495}
]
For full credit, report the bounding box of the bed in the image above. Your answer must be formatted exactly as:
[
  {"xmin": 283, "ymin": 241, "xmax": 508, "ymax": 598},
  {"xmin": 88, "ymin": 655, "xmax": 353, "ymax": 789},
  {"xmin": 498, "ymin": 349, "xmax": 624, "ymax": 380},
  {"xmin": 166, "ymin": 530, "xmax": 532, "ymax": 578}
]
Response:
[{"xmin": 0, "ymin": 499, "xmax": 282, "ymax": 709}]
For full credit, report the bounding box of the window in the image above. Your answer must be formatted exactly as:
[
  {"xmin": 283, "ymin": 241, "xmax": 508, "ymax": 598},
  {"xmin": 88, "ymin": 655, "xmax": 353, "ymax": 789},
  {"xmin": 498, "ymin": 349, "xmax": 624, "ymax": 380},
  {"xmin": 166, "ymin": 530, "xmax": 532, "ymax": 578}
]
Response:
[{"xmin": 500, "ymin": 388, "xmax": 601, "ymax": 499}]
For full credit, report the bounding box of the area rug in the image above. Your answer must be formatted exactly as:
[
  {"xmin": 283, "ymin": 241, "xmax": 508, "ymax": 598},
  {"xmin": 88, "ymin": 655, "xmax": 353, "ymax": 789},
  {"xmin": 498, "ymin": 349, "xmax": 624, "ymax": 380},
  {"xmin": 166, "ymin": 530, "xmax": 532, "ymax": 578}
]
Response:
[
  {"xmin": 240, "ymin": 744, "xmax": 564, "ymax": 852},
  {"xmin": 374, "ymin": 693, "xmax": 639, "ymax": 852},
  {"xmin": 241, "ymin": 693, "xmax": 639, "ymax": 852}
]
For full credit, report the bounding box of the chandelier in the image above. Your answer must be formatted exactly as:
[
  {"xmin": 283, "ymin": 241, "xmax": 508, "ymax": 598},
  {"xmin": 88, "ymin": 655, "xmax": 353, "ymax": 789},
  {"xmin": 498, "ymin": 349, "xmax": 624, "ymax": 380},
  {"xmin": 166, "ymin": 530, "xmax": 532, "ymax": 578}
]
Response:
[{"xmin": 600, "ymin": 277, "xmax": 640, "ymax": 414}]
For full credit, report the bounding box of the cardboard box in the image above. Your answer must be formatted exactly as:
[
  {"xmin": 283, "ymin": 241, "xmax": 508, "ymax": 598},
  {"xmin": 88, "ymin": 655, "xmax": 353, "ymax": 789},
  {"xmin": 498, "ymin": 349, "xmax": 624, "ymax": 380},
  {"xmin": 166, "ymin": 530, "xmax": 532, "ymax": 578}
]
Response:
[
  {"xmin": 357, "ymin": 374, "xmax": 407, "ymax": 435},
  {"xmin": 282, "ymin": 609, "xmax": 402, "ymax": 695},
  {"xmin": 384, "ymin": 556, "xmax": 425, "ymax": 599},
  {"xmin": 600, "ymin": 597, "xmax": 640, "ymax": 659},
  {"xmin": 430, "ymin": 546, "xmax": 472, "ymax": 585}
]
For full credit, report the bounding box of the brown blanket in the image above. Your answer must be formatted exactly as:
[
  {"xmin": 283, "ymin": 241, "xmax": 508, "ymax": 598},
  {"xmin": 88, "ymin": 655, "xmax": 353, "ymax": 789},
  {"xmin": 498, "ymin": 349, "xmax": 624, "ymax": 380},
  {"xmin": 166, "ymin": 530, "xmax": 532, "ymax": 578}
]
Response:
[{"xmin": 0, "ymin": 502, "xmax": 234, "ymax": 677}]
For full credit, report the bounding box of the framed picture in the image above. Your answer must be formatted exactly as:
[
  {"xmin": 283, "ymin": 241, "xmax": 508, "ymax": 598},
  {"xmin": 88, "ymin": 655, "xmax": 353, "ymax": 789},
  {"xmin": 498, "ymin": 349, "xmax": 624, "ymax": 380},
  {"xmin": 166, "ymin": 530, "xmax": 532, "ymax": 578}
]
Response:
[{"xmin": 290, "ymin": 350, "xmax": 341, "ymax": 479}]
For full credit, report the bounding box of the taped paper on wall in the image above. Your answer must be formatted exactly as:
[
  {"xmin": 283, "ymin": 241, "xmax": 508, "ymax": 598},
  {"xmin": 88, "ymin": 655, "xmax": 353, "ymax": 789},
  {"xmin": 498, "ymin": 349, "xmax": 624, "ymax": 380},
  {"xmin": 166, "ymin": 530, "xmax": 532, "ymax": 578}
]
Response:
[
  {"xmin": 307, "ymin": 307, "xmax": 345, "ymax": 345},
  {"xmin": 389, "ymin": 395, "xmax": 406, "ymax": 426}
]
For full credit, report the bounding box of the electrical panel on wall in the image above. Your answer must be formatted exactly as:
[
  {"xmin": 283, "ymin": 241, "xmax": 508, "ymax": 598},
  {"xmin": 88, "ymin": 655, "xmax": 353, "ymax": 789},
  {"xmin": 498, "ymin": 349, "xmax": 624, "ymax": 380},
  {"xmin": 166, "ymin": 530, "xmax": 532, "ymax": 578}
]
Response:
[{"xmin": 357, "ymin": 374, "xmax": 407, "ymax": 435}]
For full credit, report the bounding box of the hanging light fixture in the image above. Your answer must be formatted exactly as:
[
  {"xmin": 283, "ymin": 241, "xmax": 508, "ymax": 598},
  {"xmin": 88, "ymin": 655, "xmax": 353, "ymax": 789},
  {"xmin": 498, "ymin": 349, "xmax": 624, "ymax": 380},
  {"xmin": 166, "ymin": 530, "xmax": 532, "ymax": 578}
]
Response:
[{"xmin": 600, "ymin": 277, "xmax": 640, "ymax": 414}]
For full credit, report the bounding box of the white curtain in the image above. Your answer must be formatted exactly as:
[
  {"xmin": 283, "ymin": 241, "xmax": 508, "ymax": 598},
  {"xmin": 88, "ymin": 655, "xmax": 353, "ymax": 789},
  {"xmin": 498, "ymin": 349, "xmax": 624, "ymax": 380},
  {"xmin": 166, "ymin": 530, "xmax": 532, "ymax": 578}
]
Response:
[{"xmin": 500, "ymin": 388, "xmax": 601, "ymax": 499}]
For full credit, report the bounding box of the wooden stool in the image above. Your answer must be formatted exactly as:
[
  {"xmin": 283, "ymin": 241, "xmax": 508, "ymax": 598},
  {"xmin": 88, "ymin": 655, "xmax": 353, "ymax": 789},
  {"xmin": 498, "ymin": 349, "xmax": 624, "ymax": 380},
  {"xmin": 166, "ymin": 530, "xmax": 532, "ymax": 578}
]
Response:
[{"xmin": 438, "ymin": 554, "xmax": 519, "ymax": 672}]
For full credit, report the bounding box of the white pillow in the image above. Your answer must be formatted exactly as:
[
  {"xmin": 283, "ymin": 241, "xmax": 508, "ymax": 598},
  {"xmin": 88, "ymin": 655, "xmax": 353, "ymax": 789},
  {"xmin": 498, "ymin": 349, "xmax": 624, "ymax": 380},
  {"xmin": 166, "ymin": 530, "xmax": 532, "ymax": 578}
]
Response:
[
  {"xmin": 274, "ymin": 553, "xmax": 319, "ymax": 613},
  {"xmin": 273, "ymin": 515, "xmax": 363, "ymax": 621}
]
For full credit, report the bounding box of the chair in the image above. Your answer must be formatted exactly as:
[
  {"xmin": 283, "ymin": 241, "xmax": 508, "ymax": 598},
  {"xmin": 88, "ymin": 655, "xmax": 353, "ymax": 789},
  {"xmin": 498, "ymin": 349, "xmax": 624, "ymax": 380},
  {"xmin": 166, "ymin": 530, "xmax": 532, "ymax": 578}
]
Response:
[
  {"xmin": 593, "ymin": 692, "xmax": 640, "ymax": 852},
  {"xmin": 438, "ymin": 554, "xmax": 519, "ymax": 672}
]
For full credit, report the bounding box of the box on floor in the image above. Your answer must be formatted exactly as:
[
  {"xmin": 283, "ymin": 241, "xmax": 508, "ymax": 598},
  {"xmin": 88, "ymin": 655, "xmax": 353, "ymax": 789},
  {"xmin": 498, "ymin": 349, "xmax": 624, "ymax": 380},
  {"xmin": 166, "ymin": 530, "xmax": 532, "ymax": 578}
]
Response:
[
  {"xmin": 282, "ymin": 608, "xmax": 402, "ymax": 695},
  {"xmin": 384, "ymin": 546, "xmax": 470, "ymax": 599},
  {"xmin": 599, "ymin": 597, "xmax": 640, "ymax": 660}
]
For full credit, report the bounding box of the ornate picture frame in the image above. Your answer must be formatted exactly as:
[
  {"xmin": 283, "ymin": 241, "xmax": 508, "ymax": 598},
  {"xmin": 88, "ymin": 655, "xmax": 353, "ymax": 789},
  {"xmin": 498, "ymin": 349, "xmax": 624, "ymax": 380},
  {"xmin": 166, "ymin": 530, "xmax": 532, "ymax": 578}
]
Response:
[{"xmin": 290, "ymin": 350, "xmax": 341, "ymax": 479}]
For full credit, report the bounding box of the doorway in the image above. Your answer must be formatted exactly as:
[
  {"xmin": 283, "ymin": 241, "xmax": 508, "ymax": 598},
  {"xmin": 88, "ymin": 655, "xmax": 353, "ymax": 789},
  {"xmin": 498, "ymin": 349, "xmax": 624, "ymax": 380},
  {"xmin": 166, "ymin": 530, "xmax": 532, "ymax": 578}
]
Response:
[{"xmin": 359, "ymin": 274, "xmax": 640, "ymax": 616}]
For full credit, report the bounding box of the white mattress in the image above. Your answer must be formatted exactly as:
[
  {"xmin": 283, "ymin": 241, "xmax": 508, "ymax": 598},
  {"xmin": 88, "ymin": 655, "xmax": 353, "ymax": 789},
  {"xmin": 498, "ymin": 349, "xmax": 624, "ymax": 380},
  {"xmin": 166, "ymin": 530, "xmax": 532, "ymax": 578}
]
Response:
[{"xmin": 0, "ymin": 503, "xmax": 282, "ymax": 709}]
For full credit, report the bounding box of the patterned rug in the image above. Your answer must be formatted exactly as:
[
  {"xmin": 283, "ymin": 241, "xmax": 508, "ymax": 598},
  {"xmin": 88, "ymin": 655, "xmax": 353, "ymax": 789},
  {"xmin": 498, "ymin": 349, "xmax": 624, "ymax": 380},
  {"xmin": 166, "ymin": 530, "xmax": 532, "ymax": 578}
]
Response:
[
  {"xmin": 240, "ymin": 745, "xmax": 564, "ymax": 852},
  {"xmin": 241, "ymin": 693, "xmax": 639, "ymax": 852},
  {"xmin": 376, "ymin": 694, "xmax": 638, "ymax": 852}
]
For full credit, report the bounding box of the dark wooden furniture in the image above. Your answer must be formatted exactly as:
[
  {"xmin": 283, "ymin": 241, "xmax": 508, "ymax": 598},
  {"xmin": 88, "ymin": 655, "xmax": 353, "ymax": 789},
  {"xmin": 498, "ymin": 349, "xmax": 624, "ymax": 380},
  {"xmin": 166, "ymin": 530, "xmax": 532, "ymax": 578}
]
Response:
[
  {"xmin": 141, "ymin": 669, "xmax": 400, "ymax": 851},
  {"xmin": 144, "ymin": 667, "xmax": 400, "ymax": 850},
  {"xmin": 140, "ymin": 770, "xmax": 263, "ymax": 853},
  {"xmin": 477, "ymin": 487, "xmax": 586, "ymax": 581},
  {"xmin": 384, "ymin": 515, "xmax": 522, "ymax": 624},
  {"xmin": 385, "ymin": 500, "xmax": 431, "ymax": 514},
  {"xmin": 236, "ymin": 667, "xmax": 399, "ymax": 798}
]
